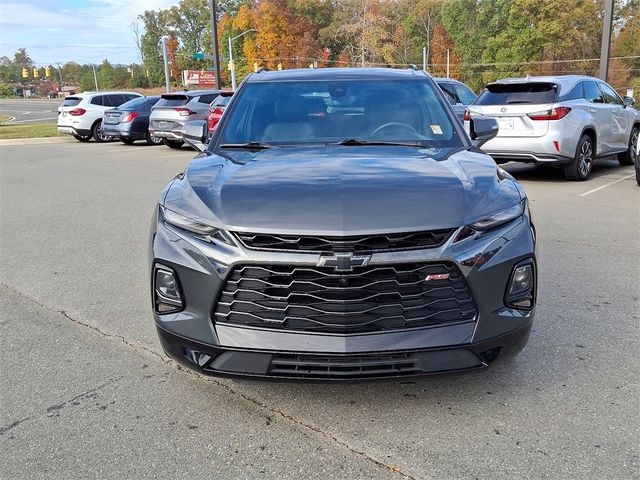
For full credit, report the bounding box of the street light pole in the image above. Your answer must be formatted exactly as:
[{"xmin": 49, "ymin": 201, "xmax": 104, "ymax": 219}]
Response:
[
  {"xmin": 208, "ymin": 0, "xmax": 221, "ymax": 89},
  {"xmin": 228, "ymin": 29, "xmax": 256, "ymax": 91}
]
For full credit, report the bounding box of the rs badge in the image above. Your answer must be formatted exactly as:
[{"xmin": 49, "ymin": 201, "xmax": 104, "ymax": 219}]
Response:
[{"xmin": 425, "ymin": 273, "xmax": 450, "ymax": 281}]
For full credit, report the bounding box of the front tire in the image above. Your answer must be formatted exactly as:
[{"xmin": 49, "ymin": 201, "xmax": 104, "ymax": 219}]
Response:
[
  {"xmin": 564, "ymin": 134, "xmax": 594, "ymax": 181},
  {"xmin": 92, "ymin": 121, "xmax": 113, "ymax": 143},
  {"xmin": 162, "ymin": 139, "xmax": 184, "ymax": 149},
  {"xmin": 618, "ymin": 126, "xmax": 638, "ymax": 166}
]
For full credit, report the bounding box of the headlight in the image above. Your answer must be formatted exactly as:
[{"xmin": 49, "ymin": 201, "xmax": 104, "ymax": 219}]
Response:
[
  {"xmin": 469, "ymin": 200, "xmax": 526, "ymax": 231},
  {"xmin": 160, "ymin": 205, "xmax": 234, "ymax": 245}
]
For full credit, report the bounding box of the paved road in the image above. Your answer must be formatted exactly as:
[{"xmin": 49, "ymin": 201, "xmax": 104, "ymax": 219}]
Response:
[
  {"xmin": 1, "ymin": 141, "xmax": 638, "ymax": 479},
  {"xmin": 0, "ymin": 98, "xmax": 61, "ymax": 124}
]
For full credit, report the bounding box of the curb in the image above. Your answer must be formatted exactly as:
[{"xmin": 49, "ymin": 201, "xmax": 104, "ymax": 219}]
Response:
[{"xmin": 0, "ymin": 136, "xmax": 74, "ymax": 146}]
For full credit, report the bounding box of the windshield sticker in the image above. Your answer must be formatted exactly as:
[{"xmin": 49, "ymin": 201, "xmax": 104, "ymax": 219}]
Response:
[{"xmin": 431, "ymin": 125, "xmax": 443, "ymax": 135}]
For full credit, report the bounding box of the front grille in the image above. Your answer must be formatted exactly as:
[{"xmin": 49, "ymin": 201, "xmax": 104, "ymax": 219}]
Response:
[
  {"xmin": 269, "ymin": 353, "xmax": 420, "ymax": 378},
  {"xmin": 214, "ymin": 262, "xmax": 476, "ymax": 334},
  {"xmin": 235, "ymin": 230, "xmax": 454, "ymax": 253}
]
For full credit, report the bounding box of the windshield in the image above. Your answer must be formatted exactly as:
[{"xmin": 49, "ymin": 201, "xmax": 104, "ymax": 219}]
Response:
[
  {"xmin": 476, "ymin": 83, "xmax": 557, "ymax": 105},
  {"xmin": 217, "ymin": 79, "xmax": 463, "ymax": 148}
]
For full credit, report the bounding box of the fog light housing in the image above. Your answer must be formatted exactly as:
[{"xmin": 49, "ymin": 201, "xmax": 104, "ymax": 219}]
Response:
[
  {"xmin": 154, "ymin": 265, "xmax": 183, "ymax": 314},
  {"xmin": 505, "ymin": 259, "xmax": 535, "ymax": 310}
]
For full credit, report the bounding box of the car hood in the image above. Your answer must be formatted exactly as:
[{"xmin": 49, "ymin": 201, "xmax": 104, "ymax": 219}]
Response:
[{"xmin": 162, "ymin": 146, "xmax": 522, "ymax": 235}]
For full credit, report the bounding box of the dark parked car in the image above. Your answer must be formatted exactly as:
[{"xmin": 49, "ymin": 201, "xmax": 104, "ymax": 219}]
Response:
[
  {"xmin": 150, "ymin": 68, "xmax": 537, "ymax": 381},
  {"xmin": 102, "ymin": 96, "xmax": 162, "ymax": 145},
  {"xmin": 434, "ymin": 78, "xmax": 477, "ymax": 123}
]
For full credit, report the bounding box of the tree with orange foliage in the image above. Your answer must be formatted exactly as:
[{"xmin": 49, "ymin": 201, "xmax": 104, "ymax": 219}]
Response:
[{"xmin": 429, "ymin": 24, "xmax": 459, "ymax": 78}]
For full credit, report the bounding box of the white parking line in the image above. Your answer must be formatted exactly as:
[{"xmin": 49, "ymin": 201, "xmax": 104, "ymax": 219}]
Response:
[
  {"xmin": 579, "ymin": 173, "xmax": 635, "ymax": 197},
  {"xmin": 11, "ymin": 117, "xmax": 58, "ymax": 123}
]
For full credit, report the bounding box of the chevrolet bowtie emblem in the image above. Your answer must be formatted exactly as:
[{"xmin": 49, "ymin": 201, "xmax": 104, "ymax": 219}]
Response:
[{"xmin": 317, "ymin": 252, "xmax": 371, "ymax": 272}]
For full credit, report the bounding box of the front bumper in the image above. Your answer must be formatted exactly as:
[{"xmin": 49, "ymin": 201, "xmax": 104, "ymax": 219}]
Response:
[
  {"xmin": 157, "ymin": 321, "xmax": 532, "ymax": 381},
  {"xmin": 150, "ymin": 207, "xmax": 537, "ymax": 381}
]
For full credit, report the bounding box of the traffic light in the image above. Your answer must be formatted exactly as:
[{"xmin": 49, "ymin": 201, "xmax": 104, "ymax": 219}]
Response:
[
  {"xmin": 277, "ymin": 62, "xmax": 282, "ymax": 71},
  {"xmin": 21, "ymin": 67, "xmax": 28, "ymax": 78},
  {"xmin": 253, "ymin": 61, "xmax": 258, "ymax": 72},
  {"xmin": 228, "ymin": 60, "xmax": 234, "ymax": 71},
  {"xmin": 45, "ymin": 66, "xmax": 51, "ymax": 77},
  {"xmin": 33, "ymin": 67, "xmax": 39, "ymax": 78}
]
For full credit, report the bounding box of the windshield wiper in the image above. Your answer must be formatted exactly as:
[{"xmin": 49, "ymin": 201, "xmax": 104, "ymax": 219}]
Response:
[
  {"xmin": 219, "ymin": 141, "xmax": 273, "ymax": 150},
  {"xmin": 335, "ymin": 138, "xmax": 425, "ymax": 147}
]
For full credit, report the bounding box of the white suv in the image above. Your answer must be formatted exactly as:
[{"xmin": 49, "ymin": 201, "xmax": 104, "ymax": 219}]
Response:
[{"xmin": 58, "ymin": 91, "xmax": 142, "ymax": 142}]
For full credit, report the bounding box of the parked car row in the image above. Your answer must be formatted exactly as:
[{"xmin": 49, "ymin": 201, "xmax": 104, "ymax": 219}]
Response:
[
  {"xmin": 56, "ymin": 73, "xmax": 638, "ymax": 182},
  {"xmin": 57, "ymin": 89, "xmax": 231, "ymax": 149}
]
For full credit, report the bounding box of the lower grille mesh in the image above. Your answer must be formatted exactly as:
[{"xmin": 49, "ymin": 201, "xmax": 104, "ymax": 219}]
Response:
[
  {"xmin": 214, "ymin": 262, "xmax": 476, "ymax": 334},
  {"xmin": 269, "ymin": 353, "xmax": 420, "ymax": 378}
]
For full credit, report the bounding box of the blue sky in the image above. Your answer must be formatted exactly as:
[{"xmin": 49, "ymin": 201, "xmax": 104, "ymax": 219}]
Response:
[{"xmin": 0, "ymin": 0, "xmax": 178, "ymax": 65}]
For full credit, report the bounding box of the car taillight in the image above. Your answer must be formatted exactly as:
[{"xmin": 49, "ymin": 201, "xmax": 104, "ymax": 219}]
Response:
[
  {"xmin": 122, "ymin": 112, "xmax": 140, "ymax": 123},
  {"xmin": 463, "ymin": 109, "xmax": 471, "ymax": 122},
  {"xmin": 212, "ymin": 107, "xmax": 224, "ymax": 116},
  {"xmin": 527, "ymin": 107, "xmax": 571, "ymax": 121},
  {"xmin": 174, "ymin": 107, "xmax": 195, "ymax": 116},
  {"xmin": 68, "ymin": 108, "xmax": 86, "ymax": 116}
]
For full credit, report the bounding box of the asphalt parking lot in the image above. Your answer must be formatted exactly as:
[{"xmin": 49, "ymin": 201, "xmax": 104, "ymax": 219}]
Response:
[{"xmin": 1, "ymin": 140, "xmax": 638, "ymax": 479}]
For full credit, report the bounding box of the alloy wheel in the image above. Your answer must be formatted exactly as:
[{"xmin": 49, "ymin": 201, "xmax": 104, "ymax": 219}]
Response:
[
  {"xmin": 96, "ymin": 122, "xmax": 113, "ymax": 142},
  {"xmin": 630, "ymin": 129, "xmax": 638, "ymax": 164},
  {"xmin": 578, "ymin": 140, "xmax": 593, "ymax": 178}
]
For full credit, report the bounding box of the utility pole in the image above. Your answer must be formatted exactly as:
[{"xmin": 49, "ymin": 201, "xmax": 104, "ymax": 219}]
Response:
[
  {"xmin": 599, "ymin": 0, "xmax": 614, "ymax": 81},
  {"xmin": 422, "ymin": 47, "xmax": 426, "ymax": 72},
  {"xmin": 91, "ymin": 64, "xmax": 99, "ymax": 91},
  {"xmin": 228, "ymin": 29, "xmax": 255, "ymax": 91},
  {"xmin": 161, "ymin": 36, "xmax": 171, "ymax": 93},
  {"xmin": 446, "ymin": 49, "xmax": 450, "ymax": 78},
  {"xmin": 209, "ymin": 0, "xmax": 221, "ymax": 89}
]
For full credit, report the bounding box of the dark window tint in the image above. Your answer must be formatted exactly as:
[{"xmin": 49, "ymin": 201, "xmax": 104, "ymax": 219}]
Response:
[
  {"xmin": 107, "ymin": 94, "xmax": 127, "ymax": 106},
  {"xmin": 155, "ymin": 95, "xmax": 190, "ymax": 107},
  {"xmin": 62, "ymin": 97, "xmax": 81, "ymax": 107},
  {"xmin": 559, "ymin": 82, "xmax": 584, "ymax": 101},
  {"xmin": 123, "ymin": 94, "xmax": 140, "ymax": 102},
  {"xmin": 599, "ymin": 83, "xmax": 623, "ymax": 105},
  {"xmin": 197, "ymin": 94, "xmax": 217, "ymax": 104},
  {"xmin": 90, "ymin": 95, "xmax": 105, "ymax": 106},
  {"xmin": 476, "ymin": 83, "xmax": 557, "ymax": 105},
  {"xmin": 583, "ymin": 81, "xmax": 604, "ymax": 103},
  {"xmin": 437, "ymin": 83, "xmax": 458, "ymax": 105}
]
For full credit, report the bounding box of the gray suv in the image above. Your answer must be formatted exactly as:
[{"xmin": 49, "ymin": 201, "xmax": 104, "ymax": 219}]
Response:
[
  {"xmin": 149, "ymin": 90, "xmax": 220, "ymax": 148},
  {"xmin": 149, "ymin": 68, "xmax": 537, "ymax": 381},
  {"xmin": 466, "ymin": 75, "xmax": 639, "ymax": 180}
]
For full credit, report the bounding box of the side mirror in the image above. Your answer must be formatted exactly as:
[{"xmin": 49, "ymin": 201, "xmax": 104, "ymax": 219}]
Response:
[
  {"xmin": 181, "ymin": 120, "xmax": 208, "ymax": 152},
  {"xmin": 623, "ymin": 96, "xmax": 635, "ymax": 108},
  {"xmin": 470, "ymin": 117, "xmax": 499, "ymax": 148}
]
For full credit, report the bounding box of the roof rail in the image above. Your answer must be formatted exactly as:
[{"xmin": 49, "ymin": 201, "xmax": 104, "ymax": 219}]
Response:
[
  {"xmin": 256, "ymin": 67, "xmax": 269, "ymax": 73},
  {"xmin": 408, "ymin": 64, "xmax": 419, "ymax": 71}
]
